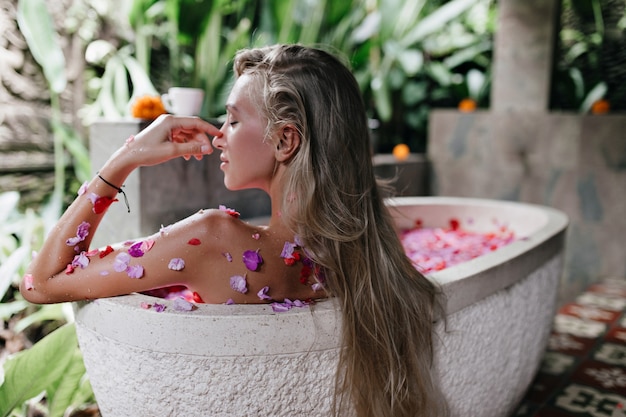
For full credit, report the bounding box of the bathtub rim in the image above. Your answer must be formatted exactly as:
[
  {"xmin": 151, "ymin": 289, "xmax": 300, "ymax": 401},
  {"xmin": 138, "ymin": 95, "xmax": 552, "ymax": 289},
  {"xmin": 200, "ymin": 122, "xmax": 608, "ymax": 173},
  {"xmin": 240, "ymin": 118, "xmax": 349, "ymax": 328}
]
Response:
[{"xmin": 74, "ymin": 196, "xmax": 568, "ymax": 356}]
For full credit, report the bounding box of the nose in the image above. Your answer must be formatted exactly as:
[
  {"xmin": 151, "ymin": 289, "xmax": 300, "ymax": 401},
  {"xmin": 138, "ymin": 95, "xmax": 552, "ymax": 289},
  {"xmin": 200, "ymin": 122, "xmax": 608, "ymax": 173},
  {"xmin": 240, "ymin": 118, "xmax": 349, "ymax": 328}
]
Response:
[{"xmin": 212, "ymin": 127, "xmax": 226, "ymax": 150}]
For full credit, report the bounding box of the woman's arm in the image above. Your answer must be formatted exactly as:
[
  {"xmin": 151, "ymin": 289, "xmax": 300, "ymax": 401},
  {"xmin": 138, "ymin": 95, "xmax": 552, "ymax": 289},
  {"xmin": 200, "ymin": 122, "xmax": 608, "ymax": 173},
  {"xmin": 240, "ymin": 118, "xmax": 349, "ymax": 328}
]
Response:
[{"xmin": 19, "ymin": 115, "xmax": 222, "ymax": 304}]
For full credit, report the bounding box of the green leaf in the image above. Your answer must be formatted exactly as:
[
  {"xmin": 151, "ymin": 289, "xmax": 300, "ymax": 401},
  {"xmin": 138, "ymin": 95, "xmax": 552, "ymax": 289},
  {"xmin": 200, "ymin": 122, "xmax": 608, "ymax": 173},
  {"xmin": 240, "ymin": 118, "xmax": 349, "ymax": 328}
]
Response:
[
  {"xmin": 400, "ymin": 0, "xmax": 479, "ymax": 47},
  {"xmin": 16, "ymin": 0, "xmax": 66, "ymax": 93},
  {"xmin": 13, "ymin": 304, "xmax": 67, "ymax": 334},
  {"xmin": 0, "ymin": 323, "xmax": 78, "ymax": 417},
  {"xmin": 47, "ymin": 350, "xmax": 89, "ymax": 417},
  {"xmin": 0, "ymin": 246, "xmax": 29, "ymax": 301},
  {"xmin": 580, "ymin": 82, "xmax": 607, "ymax": 113}
]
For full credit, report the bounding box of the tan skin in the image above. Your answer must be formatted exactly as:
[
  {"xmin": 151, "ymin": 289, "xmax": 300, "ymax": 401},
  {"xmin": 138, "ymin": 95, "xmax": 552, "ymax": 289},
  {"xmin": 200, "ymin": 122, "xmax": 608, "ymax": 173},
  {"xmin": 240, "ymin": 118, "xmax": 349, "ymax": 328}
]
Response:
[{"xmin": 20, "ymin": 74, "xmax": 322, "ymax": 305}]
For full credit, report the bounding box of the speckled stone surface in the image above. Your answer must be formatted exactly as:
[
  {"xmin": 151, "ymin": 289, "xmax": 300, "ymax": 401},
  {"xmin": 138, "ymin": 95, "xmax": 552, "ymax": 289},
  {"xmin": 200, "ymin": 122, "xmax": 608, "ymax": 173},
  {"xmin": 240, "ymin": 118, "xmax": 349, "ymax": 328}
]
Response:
[
  {"xmin": 75, "ymin": 255, "xmax": 561, "ymax": 417},
  {"xmin": 428, "ymin": 111, "xmax": 626, "ymax": 304},
  {"xmin": 75, "ymin": 197, "xmax": 567, "ymax": 417}
]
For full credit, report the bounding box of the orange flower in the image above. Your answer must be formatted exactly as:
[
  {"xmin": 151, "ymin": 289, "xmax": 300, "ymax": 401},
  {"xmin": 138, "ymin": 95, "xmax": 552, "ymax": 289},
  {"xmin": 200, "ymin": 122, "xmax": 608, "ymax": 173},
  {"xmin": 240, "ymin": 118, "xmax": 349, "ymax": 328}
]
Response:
[
  {"xmin": 591, "ymin": 99, "xmax": 610, "ymax": 114},
  {"xmin": 392, "ymin": 143, "xmax": 410, "ymax": 161},
  {"xmin": 131, "ymin": 95, "xmax": 167, "ymax": 119},
  {"xmin": 458, "ymin": 98, "xmax": 477, "ymax": 112}
]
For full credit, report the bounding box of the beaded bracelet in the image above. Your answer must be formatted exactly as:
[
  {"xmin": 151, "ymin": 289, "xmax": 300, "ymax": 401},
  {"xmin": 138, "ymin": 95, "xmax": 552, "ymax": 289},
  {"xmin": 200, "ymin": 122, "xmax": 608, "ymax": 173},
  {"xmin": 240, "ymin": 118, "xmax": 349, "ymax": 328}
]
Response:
[{"xmin": 97, "ymin": 172, "xmax": 130, "ymax": 213}]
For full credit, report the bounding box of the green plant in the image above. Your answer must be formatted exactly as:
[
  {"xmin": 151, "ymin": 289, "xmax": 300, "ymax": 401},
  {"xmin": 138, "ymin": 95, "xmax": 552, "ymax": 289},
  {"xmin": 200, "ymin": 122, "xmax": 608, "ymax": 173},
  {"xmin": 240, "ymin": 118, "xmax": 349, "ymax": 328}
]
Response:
[
  {"xmin": 0, "ymin": 323, "xmax": 94, "ymax": 417},
  {"xmin": 349, "ymin": 0, "xmax": 495, "ymax": 152}
]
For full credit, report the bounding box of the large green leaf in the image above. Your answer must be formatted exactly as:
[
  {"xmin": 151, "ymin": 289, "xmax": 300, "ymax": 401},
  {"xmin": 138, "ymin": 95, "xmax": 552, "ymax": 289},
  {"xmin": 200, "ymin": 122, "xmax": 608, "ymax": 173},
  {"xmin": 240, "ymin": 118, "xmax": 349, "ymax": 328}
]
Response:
[
  {"xmin": 16, "ymin": 0, "xmax": 66, "ymax": 93},
  {"xmin": 47, "ymin": 350, "xmax": 89, "ymax": 417},
  {"xmin": 0, "ymin": 323, "xmax": 78, "ymax": 417}
]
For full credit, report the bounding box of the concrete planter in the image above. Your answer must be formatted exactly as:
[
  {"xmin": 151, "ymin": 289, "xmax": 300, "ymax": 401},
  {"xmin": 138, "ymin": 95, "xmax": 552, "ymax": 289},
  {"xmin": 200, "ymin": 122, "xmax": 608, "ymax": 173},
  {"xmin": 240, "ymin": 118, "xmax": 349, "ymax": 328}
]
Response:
[{"xmin": 75, "ymin": 196, "xmax": 568, "ymax": 417}]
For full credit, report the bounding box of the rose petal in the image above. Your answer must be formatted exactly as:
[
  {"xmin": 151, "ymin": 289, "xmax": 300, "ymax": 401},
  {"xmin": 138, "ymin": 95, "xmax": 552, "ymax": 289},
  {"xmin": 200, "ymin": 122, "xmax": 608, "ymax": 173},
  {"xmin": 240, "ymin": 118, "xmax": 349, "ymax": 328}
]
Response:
[
  {"xmin": 66, "ymin": 221, "xmax": 91, "ymax": 246},
  {"xmin": 312, "ymin": 282, "xmax": 324, "ymax": 291},
  {"xmin": 188, "ymin": 238, "xmax": 201, "ymax": 246},
  {"xmin": 229, "ymin": 275, "xmax": 248, "ymax": 294},
  {"xmin": 218, "ymin": 205, "xmax": 240, "ymax": 218},
  {"xmin": 168, "ymin": 258, "xmax": 185, "ymax": 271},
  {"xmin": 127, "ymin": 264, "xmax": 144, "ymax": 279},
  {"xmin": 222, "ymin": 252, "xmax": 233, "ymax": 262},
  {"xmin": 23, "ymin": 274, "xmax": 34, "ymax": 291},
  {"xmin": 99, "ymin": 245, "xmax": 114, "ymax": 258},
  {"xmin": 225, "ymin": 298, "xmax": 235, "ymax": 305},
  {"xmin": 252, "ymin": 233, "xmax": 260, "ymax": 240},
  {"xmin": 153, "ymin": 303, "xmax": 166, "ymax": 312},
  {"xmin": 140, "ymin": 302, "xmax": 152, "ymax": 309},
  {"xmin": 93, "ymin": 196, "xmax": 118, "ymax": 214}
]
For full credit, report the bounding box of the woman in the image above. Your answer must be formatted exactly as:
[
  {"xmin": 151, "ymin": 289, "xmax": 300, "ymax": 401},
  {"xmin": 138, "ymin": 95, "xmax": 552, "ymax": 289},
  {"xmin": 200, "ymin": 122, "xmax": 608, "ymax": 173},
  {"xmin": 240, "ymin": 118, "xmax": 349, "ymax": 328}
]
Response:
[{"xmin": 21, "ymin": 44, "xmax": 447, "ymax": 416}]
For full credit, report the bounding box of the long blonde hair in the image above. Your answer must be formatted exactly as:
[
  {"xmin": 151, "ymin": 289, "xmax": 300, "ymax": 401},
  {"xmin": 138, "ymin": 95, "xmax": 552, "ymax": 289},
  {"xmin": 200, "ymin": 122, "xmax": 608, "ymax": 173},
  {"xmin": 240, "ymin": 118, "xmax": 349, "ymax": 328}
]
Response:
[{"xmin": 234, "ymin": 44, "xmax": 447, "ymax": 417}]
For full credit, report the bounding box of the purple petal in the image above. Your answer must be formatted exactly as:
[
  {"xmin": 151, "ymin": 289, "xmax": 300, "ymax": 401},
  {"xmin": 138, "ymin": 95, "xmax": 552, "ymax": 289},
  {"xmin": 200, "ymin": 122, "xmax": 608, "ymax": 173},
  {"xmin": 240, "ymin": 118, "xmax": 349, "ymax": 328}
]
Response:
[
  {"xmin": 312, "ymin": 282, "xmax": 324, "ymax": 291},
  {"xmin": 280, "ymin": 241, "xmax": 297, "ymax": 259},
  {"xmin": 168, "ymin": 258, "xmax": 185, "ymax": 271},
  {"xmin": 173, "ymin": 297, "xmax": 194, "ymax": 312},
  {"xmin": 225, "ymin": 298, "xmax": 235, "ymax": 305},
  {"xmin": 257, "ymin": 286, "xmax": 272, "ymax": 301},
  {"xmin": 128, "ymin": 241, "xmax": 145, "ymax": 257},
  {"xmin": 229, "ymin": 275, "xmax": 248, "ymax": 293},
  {"xmin": 126, "ymin": 264, "xmax": 144, "ymax": 279},
  {"xmin": 76, "ymin": 221, "xmax": 91, "ymax": 240},
  {"xmin": 242, "ymin": 250, "xmax": 263, "ymax": 271},
  {"xmin": 222, "ymin": 252, "xmax": 233, "ymax": 262},
  {"xmin": 153, "ymin": 303, "xmax": 166, "ymax": 312},
  {"xmin": 71, "ymin": 252, "xmax": 90, "ymax": 269},
  {"xmin": 113, "ymin": 252, "xmax": 131, "ymax": 272},
  {"xmin": 271, "ymin": 302, "xmax": 291, "ymax": 313}
]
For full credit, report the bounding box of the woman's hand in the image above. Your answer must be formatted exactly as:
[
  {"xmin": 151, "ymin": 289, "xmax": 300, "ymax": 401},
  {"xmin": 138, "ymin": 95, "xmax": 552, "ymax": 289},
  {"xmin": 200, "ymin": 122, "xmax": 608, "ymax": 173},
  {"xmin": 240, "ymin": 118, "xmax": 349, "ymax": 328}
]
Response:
[{"xmin": 114, "ymin": 114, "xmax": 223, "ymax": 170}]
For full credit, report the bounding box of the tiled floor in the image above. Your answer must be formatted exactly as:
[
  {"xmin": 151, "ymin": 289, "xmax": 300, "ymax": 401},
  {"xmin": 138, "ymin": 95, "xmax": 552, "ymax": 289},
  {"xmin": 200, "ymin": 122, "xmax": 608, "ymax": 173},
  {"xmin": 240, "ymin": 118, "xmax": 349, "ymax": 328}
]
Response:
[{"xmin": 512, "ymin": 278, "xmax": 626, "ymax": 417}]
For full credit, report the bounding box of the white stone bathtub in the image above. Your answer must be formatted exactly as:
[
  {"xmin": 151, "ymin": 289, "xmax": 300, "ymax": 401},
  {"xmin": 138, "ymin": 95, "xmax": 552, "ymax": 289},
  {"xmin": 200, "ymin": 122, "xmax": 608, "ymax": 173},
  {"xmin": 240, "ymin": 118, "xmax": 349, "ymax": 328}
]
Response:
[{"xmin": 74, "ymin": 196, "xmax": 568, "ymax": 417}]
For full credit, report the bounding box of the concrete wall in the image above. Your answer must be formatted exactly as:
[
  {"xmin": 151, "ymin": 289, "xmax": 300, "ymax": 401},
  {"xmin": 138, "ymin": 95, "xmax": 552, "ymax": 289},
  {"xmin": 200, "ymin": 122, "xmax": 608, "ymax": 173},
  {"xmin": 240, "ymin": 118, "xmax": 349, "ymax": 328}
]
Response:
[{"xmin": 428, "ymin": 109, "xmax": 626, "ymax": 303}]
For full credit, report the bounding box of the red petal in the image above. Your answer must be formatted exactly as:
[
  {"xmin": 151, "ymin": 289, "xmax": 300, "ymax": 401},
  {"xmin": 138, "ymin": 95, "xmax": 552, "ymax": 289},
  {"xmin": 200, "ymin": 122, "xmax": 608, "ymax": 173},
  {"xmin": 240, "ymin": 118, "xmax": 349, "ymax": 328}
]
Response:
[
  {"xmin": 192, "ymin": 291, "xmax": 204, "ymax": 303},
  {"xmin": 449, "ymin": 218, "xmax": 460, "ymax": 231},
  {"xmin": 93, "ymin": 196, "xmax": 118, "ymax": 214},
  {"xmin": 188, "ymin": 238, "xmax": 201, "ymax": 246},
  {"xmin": 65, "ymin": 264, "xmax": 75, "ymax": 274},
  {"xmin": 99, "ymin": 245, "xmax": 114, "ymax": 258}
]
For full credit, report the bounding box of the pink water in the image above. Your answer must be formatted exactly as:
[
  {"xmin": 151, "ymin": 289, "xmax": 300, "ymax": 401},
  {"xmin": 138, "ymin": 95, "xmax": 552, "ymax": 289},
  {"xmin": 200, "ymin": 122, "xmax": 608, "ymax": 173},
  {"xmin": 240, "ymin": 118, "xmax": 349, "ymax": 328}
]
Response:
[{"xmin": 400, "ymin": 218, "xmax": 516, "ymax": 274}]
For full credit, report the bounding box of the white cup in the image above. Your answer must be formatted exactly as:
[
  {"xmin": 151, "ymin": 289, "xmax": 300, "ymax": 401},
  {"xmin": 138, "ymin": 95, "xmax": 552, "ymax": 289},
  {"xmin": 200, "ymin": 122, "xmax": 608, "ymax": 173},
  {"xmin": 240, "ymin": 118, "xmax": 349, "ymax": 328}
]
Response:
[{"xmin": 161, "ymin": 87, "xmax": 205, "ymax": 116}]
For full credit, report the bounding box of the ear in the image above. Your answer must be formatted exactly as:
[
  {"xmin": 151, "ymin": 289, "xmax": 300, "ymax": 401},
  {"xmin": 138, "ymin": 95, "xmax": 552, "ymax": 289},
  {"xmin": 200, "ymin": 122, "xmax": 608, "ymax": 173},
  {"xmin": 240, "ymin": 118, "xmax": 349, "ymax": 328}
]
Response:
[{"xmin": 275, "ymin": 125, "xmax": 301, "ymax": 162}]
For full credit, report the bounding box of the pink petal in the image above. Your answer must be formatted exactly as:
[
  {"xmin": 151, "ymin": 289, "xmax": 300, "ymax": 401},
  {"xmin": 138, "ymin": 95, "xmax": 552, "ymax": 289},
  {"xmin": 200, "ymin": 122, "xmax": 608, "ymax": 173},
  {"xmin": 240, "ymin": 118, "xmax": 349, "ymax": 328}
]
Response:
[
  {"xmin": 77, "ymin": 181, "xmax": 88, "ymax": 196},
  {"xmin": 71, "ymin": 252, "xmax": 90, "ymax": 269},
  {"xmin": 252, "ymin": 233, "xmax": 260, "ymax": 240},
  {"xmin": 113, "ymin": 252, "xmax": 131, "ymax": 272},
  {"xmin": 140, "ymin": 302, "xmax": 152, "ymax": 309},
  {"xmin": 168, "ymin": 258, "xmax": 185, "ymax": 271},
  {"xmin": 173, "ymin": 297, "xmax": 195, "ymax": 312},
  {"xmin": 126, "ymin": 264, "xmax": 144, "ymax": 279},
  {"xmin": 229, "ymin": 275, "xmax": 248, "ymax": 293},
  {"xmin": 23, "ymin": 274, "xmax": 34, "ymax": 291}
]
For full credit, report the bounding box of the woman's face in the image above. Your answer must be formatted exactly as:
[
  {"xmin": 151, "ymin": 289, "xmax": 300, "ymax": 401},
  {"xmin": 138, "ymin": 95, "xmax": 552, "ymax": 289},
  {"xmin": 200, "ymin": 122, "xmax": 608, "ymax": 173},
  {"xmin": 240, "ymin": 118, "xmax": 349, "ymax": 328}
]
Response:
[{"xmin": 212, "ymin": 74, "xmax": 276, "ymax": 191}]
